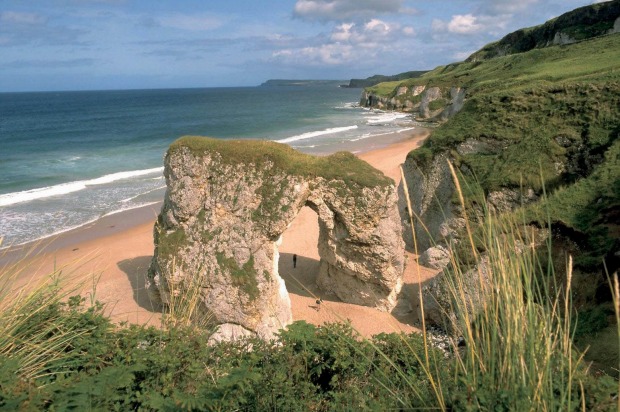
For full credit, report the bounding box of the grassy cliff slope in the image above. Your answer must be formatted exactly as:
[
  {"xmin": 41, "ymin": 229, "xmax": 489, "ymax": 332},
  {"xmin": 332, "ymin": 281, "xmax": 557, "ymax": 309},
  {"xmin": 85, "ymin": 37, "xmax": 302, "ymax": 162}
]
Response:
[
  {"xmin": 467, "ymin": 0, "xmax": 619, "ymax": 62},
  {"xmin": 423, "ymin": 34, "xmax": 618, "ymax": 270},
  {"xmin": 369, "ymin": 30, "xmax": 619, "ymax": 272},
  {"xmin": 344, "ymin": 70, "xmax": 428, "ymax": 88}
]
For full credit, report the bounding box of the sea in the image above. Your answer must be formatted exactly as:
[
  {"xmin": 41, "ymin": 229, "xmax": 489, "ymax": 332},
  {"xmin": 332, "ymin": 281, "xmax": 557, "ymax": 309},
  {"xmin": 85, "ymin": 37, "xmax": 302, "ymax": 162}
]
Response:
[{"xmin": 0, "ymin": 83, "xmax": 420, "ymax": 247}]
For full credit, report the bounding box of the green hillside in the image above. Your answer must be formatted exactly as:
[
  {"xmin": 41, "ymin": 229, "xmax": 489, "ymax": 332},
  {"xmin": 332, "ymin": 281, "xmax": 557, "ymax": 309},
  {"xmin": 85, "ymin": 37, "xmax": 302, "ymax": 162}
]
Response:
[
  {"xmin": 343, "ymin": 70, "xmax": 428, "ymax": 88},
  {"xmin": 467, "ymin": 0, "xmax": 619, "ymax": 61},
  {"xmin": 367, "ymin": 32, "xmax": 619, "ymax": 96},
  {"xmin": 366, "ymin": 30, "xmax": 619, "ymax": 273}
]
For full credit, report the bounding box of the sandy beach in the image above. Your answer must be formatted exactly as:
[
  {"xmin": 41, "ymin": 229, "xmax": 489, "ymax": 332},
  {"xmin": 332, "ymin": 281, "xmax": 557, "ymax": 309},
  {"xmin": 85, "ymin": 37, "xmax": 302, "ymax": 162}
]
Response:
[{"xmin": 1, "ymin": 130, "xmax": 438, "ymax": 337}]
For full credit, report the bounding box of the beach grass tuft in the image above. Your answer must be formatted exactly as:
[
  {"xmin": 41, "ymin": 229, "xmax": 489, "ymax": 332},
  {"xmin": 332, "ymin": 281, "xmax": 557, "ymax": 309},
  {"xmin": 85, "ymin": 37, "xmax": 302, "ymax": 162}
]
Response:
[{"xmin": 0, "ymin": 244, "xmax": 104, "ymax": 381}]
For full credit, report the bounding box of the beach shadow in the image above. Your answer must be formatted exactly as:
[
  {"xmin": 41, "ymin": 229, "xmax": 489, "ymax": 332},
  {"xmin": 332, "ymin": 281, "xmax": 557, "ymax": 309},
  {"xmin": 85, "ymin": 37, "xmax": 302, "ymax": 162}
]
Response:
[
  {"xmin": 391, "ymin": 281, "xmax": 422, "ymax": 327},
  {"xmin": 279, "ymin": 252, "xmax": 341, "ymax": 304},
  {"xmin": 117, "ymin": 256, "xmax": 163, "ymax": 313},
  {"xmin": 392, "ymin": 262, "xmax": 443, "ymax": 328}
]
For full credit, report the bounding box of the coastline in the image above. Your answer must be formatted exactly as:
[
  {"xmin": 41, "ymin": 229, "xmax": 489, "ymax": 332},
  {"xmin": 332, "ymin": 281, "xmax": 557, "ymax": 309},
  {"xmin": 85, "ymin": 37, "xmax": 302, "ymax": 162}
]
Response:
[{"xmin": 1, "ymin": 129, "xmax": 437, "ymax": 334}]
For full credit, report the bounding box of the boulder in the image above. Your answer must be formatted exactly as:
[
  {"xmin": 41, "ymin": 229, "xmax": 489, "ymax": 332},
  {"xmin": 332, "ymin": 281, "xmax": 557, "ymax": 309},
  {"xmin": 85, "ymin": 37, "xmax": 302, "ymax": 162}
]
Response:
[
  {"xmin": 422, "ymin": 255, "xmax": 491, "ymax": 330},
  {"xmin": 419, "ymin": 245, "xmax": 451, "ymax": 270}
]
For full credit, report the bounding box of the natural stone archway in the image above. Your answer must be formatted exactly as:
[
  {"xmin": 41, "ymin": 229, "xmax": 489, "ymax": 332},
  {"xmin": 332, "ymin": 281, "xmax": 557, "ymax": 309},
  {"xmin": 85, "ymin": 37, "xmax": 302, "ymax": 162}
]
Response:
[{"xmin": 147, "ymin": 136, "xmax": 405, "ymax": 339}]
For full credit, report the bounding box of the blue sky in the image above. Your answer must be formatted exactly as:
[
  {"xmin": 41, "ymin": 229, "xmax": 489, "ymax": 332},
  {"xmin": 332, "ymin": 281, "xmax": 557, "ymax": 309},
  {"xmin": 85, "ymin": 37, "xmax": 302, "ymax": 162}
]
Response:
[{"xmin": 0, "ymin": 0, "xmax": 607, "ymax": 91}]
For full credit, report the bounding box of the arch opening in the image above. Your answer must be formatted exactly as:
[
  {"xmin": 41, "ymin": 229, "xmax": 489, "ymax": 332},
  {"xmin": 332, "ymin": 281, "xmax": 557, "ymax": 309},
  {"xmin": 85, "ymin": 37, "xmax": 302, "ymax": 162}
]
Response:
[{"xmin": 277, "ymin": 205, "xmax": 323, "ymax": 309}]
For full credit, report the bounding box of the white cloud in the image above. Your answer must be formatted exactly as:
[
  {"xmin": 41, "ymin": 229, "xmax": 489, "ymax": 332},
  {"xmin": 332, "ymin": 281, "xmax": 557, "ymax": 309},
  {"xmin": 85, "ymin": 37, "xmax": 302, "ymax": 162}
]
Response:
[
  {"xmin": 331, "ymin": 23, "xmax": 355, "ymax": 41},
  {"xmin": 158, "ymin": 14, "xmax": 223, "ymax": 31},
  {"xmin": 293, "ymin": 0, "xmax": 404, "ymax": 22},
  {"xmin": 365, "ymin": 18, "xmax": 391, "ymax": 34},
  {"xmin": 328, "ymin": 19, "xmax": 399, "ymax": 44},
  {"xmin": 273, "ymin": 43, "xmax": 354, "ymax": 65},
  {"xmin": 272, "ymin": 16, "xmax": 408, "ymax": 68},
  {"xmin": 402, "ymin": 26, "xmax": 416, "ymax": 36},
  {"xmin": 447, "ymin": 14, "xmax": 483, "ymax": 34},
  {"xmin": 433, "ymin": 12, "xmax": 511, "ymax": 36}
]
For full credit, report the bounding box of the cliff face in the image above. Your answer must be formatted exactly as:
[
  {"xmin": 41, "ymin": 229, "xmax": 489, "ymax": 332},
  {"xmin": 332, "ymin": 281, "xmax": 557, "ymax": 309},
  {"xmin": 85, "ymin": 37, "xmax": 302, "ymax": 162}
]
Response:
[
  {"xmin": 148, "ymin": 137, "xmax": 405, "ymax": 340},
  {"xmin": 360, "ymin": 85, "xmax": 466, "ymax": 122},
  {"xmin": 398, "ymin": 153, "xmax": 456, "ymax": 251}
]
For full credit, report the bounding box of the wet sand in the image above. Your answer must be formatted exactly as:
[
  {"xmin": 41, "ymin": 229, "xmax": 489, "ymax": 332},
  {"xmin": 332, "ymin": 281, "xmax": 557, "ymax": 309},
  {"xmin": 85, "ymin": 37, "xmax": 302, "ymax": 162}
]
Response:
[{"xmin": 1, "ymin": 129, "xmax": 439, "ymax": 336}]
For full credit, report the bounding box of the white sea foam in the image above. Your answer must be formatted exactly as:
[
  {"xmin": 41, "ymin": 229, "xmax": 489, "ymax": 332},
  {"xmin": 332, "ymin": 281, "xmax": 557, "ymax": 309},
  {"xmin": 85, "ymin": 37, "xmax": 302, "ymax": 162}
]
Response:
[
  {"xmin": 333, "ymin": 102, "xmax": 358, "ymax": 109},
  {"xmin": 276, "ymin": 125, "xmax": 358, "ymax": 144},
  {"xmin": 350, "ymin": 131, "xmax": 393, "ymax": 142},
  {"xmin": 350, "ymin": 127, "xmax": 419, "ymax": 142},
  {"xmin": 0, "ymin": 167, "xmax": 164, "ymax": 207},
  {"xmin": 365, "ymin": 112, "xmax": 410, "ymax": 124},
  {"xmin": 0, "ymin": 201, "xmax": 162, "ymax": 250},
  {"xmin": 0, "ymin": 217, "xmax": 100, "ymax": 250},
  {"xmin": 120, "ymin": 185, "xmax": 167, "ymax": 203},
  {"xmin": 101, "ymin": 201, "xmax": 161, "ymax": 217}
]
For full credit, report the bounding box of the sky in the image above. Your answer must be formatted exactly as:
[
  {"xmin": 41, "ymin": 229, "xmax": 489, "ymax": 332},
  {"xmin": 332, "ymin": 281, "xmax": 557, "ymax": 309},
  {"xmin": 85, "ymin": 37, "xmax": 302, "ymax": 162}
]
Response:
[{"xmin": 0, "ymin": 0, "xmax": 610, "ymax": 92}]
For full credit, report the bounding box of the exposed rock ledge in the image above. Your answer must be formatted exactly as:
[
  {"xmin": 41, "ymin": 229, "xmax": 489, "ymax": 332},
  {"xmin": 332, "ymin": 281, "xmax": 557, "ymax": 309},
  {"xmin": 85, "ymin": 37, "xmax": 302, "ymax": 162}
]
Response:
[
  {"xmin": 360, "ymin": 85, "xmax": 466, "ymax": 122},
  {"xmin": 148, "ymin": 137, "xmax": 405, "ymax": 340}
]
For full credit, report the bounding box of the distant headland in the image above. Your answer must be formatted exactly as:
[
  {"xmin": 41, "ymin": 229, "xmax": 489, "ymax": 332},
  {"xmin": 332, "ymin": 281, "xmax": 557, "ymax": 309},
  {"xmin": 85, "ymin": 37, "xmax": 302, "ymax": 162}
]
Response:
[{"xmin": 259, "ymin": 79, "xmax": 345, "ymax": 87}]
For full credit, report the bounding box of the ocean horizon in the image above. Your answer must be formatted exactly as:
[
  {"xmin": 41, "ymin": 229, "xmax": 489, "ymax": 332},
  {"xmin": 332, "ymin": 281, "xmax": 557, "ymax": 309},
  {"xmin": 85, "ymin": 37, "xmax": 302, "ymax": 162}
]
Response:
[{"xmin": 0, "ymin": 83, "xmax": 422, "ymax": 247}]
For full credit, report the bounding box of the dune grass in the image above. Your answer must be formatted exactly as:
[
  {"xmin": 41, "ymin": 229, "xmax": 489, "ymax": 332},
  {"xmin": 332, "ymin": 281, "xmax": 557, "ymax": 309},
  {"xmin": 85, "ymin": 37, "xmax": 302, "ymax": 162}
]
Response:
[
  {"xmin": 393, "ymin": 163, "xmax": 619, "ymax": 410},
  {"xmin": 158, "ymin": 263, "xmax": 214, "ymax": 329},
  {"xmin": 0, "ymin": 243, "xmax": 102, "ymax": 381}
]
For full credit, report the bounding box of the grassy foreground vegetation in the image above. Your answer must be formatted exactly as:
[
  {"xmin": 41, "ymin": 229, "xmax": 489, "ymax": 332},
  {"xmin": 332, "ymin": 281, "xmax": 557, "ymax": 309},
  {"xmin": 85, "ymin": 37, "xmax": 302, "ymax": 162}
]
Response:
[{"xmin": 2, "ymin": 173, "xmax": 618, "ymax": 410}]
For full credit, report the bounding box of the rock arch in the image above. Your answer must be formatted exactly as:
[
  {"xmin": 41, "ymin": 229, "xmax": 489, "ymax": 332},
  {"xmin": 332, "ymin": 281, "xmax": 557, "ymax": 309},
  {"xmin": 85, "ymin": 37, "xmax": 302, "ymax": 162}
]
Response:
[{"xmin": 148, "ymin": 137, "xmax": 405, "ymax": 339}]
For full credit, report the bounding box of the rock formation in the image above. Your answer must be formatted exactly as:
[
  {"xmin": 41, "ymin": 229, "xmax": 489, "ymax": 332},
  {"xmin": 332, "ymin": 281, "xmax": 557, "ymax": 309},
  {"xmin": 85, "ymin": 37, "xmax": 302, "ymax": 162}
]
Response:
[
  {"xmin": 398, "ymin": 153, "xmax": 459, "ymax": 251},
  {"xmin": 148, "ymin": 137, "xmax": 405, "ymax": 340},
  {"xmin": 360, "ymin": 85, "xmax": 466, "ymax": 122}
]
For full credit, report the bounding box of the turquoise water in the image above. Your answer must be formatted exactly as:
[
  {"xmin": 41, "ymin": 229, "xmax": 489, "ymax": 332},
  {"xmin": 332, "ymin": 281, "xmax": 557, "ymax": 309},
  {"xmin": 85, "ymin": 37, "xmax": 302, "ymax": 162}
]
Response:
[{"xmin": 0, "ymin": 84, "xmax": 419, "ymax": 246}]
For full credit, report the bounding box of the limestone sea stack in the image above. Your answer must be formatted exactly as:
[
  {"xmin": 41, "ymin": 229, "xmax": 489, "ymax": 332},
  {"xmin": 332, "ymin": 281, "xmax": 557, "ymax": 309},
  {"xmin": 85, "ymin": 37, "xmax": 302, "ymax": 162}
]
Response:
[{"xmin": 148, "ymin": 137, "xmax": 405, "ymax": 340}]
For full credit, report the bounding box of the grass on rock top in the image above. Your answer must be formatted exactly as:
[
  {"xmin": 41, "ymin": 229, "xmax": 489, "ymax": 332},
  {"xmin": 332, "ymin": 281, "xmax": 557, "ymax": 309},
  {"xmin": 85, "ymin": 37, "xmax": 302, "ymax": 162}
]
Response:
[{"xmin": 169, "ymin": 136, "xmax": 393, "ymax": 189}]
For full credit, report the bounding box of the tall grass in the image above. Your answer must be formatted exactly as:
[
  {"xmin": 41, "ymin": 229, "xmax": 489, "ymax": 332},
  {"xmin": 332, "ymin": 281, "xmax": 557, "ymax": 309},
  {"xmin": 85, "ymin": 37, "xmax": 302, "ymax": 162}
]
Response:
[
  {"xmin": 0, "ymin": 243, "xmax": 99, "ymax": 381},
  {"xmin": 159, "ymin": 260, "xmax": 213, "ymax": 329},
  {"xmin": 398, "ymin": 162, "xmax": 618, "ymax": 410}
]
